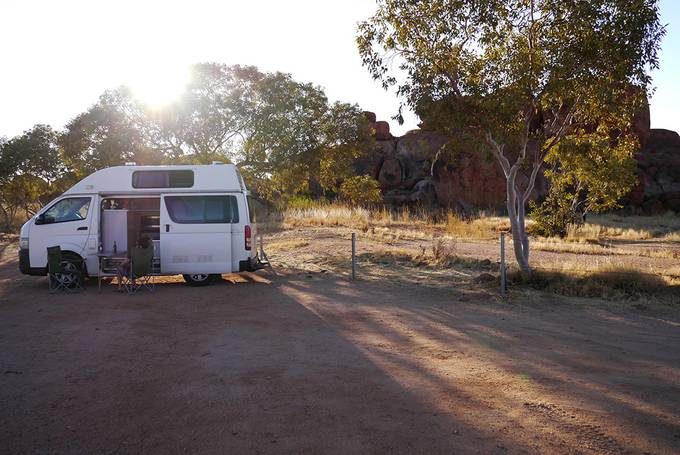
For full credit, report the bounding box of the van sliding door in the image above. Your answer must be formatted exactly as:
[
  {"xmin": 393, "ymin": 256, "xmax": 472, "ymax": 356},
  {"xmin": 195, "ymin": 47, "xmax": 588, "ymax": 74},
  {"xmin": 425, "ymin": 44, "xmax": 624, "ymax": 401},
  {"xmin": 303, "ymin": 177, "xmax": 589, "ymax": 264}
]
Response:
[{"xmin": 159, "ymin": 194, "xmax": 234, "ymax": 274}]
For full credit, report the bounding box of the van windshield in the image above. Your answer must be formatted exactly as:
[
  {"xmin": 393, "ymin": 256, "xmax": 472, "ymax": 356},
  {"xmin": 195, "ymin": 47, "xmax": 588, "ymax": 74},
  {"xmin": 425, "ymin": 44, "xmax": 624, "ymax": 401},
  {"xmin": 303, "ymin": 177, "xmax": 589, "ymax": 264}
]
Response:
[{"xmin": 42, "ymin": 197, "xmax": 90, "ymax": 223}]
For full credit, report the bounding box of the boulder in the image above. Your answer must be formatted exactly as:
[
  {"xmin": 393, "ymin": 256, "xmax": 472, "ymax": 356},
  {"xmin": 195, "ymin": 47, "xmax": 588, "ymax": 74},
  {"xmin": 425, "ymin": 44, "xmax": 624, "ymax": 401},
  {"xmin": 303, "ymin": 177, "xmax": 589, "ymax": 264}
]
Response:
[
  {"xmin": 431, "ymin": 149, "xmax": 507, "ymax": 210},
  {"xmin": 396, "ymin": 131, "xmax": 450, "ymax": 161},
  {"xmin": 363, "ymin": 111, "xmax": 377, "ymax": 123},
  {"xmin": 632, "ymin": 100, "xmax": 651, "ymax": 147},
  {"xmin": 629, "ymin": 129, "xmax": 680, "ymax": 213},
  {"xmin": 378, "ymin": 157, "xmax": 403, "ymax": 190},
  {"xmin": 372, "ymin": 121, "xmax": 392, "ymax": 140}
]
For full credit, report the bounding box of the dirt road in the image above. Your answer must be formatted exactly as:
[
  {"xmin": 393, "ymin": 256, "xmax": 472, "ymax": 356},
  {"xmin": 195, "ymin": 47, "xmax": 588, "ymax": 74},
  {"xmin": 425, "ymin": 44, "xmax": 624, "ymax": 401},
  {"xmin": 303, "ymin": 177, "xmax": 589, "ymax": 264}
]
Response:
[{"xmin": 1, "ymin": 239, "xmax": 679, "ymax": 454}]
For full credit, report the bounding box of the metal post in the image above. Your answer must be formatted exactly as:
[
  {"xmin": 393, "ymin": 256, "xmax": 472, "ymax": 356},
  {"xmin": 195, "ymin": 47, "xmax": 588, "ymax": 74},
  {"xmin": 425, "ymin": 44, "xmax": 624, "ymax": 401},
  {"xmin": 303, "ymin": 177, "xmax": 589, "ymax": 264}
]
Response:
[
  {"xmin": 500, "ymin": 232, "xmax": 507, "ymax": 296},
  {"xmin": 351, "ymin": 233, "xmax": 356, "ymax": 280}
]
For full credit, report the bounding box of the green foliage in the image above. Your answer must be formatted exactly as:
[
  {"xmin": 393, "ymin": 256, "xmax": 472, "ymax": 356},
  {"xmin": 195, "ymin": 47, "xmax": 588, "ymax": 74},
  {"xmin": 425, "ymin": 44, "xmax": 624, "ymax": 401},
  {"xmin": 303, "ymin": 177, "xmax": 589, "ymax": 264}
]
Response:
[
  {"xmin": 338, "ymin": 175, "xmax": 382, "ymax": 206},
  {"xmin": 285, "ymin": 195, "xmax": 329, "ymax": 210},
  {"xmin": 138, "ymin": 64, "xmax": 261, "ymax": 163},
  {"xmin": 546, "ymin": 130, "xmax": 639, "ymax": 214},
  {"xmin": 532, "ymin": 127, "xmax": 639, "ymax": 237},
  {"xmin": 529, "ymin": 190, "xmax": 580, "ymax": 238},
  {"xmin": 57, "ymin": 64, "xmax": 373, "ymax": 201},
  {"xmin": 0, "ymin": 124, "xmax": 62, "ymax": 184},
  {"xmin": 60, "ymin": 88, "xmax": 160, "ymax": 176},
  {"xmin": 357, "ymin": 0, "xmax": 664, "ymax": 270},
  {"xmin": 0, "ymin": 125, "xmax": 63, "ymax": 229},
  {"xmin": 358, "ymin": 0, "xmax": 664, "ymax": 139}
]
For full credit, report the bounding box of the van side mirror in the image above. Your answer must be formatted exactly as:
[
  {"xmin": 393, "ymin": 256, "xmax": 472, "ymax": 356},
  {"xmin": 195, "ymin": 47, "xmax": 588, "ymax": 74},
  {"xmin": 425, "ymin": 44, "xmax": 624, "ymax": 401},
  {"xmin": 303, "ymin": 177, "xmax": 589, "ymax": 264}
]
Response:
[{"xmin": 35, "ymin": 214, "xmax": 52, "ymax": 225}]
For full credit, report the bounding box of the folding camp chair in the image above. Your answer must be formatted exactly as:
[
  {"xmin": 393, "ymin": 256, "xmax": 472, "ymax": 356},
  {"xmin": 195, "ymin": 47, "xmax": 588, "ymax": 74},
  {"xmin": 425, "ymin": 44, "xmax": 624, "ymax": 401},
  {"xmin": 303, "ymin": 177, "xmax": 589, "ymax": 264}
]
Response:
[
  {"xmin": 122, "ymin": 247, "xmax": 155, "ymax": 294},
  {"xmin": 47, "ymin": 246, "xmax": 83, "ymax": 293}
]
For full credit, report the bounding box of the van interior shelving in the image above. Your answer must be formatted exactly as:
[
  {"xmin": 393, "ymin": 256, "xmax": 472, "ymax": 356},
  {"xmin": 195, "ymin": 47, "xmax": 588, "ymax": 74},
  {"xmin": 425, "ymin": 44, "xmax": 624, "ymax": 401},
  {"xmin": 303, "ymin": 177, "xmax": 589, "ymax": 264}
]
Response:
[{"xmin": 100, "ymin": 197, "xmax": 162, "ymax": 273}]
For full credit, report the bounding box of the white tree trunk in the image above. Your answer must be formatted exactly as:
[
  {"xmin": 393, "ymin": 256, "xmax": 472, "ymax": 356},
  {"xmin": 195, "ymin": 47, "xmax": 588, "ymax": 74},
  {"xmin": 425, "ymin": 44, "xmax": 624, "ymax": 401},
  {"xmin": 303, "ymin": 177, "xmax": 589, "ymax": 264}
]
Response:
[
  {"xmin": 486, "ymin": 130, "xmax": 540, "ymax": 273},
  {"xmin": 505, "ymin": 167, "xmax": 531, "ymax": 272}
]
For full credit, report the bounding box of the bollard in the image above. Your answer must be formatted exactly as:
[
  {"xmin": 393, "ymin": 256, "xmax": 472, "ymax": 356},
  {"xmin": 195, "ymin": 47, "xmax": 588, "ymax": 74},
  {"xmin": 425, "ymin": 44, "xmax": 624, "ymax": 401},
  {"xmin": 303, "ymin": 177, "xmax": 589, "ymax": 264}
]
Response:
[
  {"xmin": 500, "ymin": 232, "xmax": 507, "ymax": 296},
  {"xmin": 351, "ymin": 233, "xmax": 356, "ymax": 280}
]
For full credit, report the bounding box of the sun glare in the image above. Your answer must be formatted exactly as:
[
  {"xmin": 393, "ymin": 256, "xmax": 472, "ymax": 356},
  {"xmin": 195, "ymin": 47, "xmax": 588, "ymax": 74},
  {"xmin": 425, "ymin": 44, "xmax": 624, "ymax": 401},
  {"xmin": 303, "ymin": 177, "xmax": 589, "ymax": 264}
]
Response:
[{"xmin": 127, "ymin": 64, "xmax": 190, "ymax": 107}]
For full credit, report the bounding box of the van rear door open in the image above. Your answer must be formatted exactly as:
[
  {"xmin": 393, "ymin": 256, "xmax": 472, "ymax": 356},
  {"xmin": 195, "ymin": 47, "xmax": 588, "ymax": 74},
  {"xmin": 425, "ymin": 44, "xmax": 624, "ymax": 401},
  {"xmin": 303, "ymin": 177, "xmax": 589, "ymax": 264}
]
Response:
[{"xmin": 159, "ymin": 194, "xmax": 234, "ymax": 274}]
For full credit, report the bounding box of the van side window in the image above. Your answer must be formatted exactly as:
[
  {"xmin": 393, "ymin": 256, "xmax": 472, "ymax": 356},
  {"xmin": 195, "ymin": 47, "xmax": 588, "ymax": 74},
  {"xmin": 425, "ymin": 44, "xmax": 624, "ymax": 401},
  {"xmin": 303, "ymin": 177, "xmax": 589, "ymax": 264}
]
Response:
[
  {"xmin": 40, "ymin": 197, "xmax": 90, "ymax": 224},
  {"xmin": 132, "ymin": 170, "xmax": 194, "ymax": 188},
  {"xmin": 165, "ymin": 196, "xmax": 239, "ymax": 224},
  {"xmin": 246, "ymin": 195, "xmax": 258, "ymax": 222}
]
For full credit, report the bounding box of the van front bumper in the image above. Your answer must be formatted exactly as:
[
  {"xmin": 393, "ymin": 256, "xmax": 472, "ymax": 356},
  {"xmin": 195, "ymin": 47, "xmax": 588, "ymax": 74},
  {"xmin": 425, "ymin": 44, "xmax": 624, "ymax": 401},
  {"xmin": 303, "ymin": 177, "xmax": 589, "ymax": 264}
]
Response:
[{"xmin": 19, "ymin": 249, "xmax": 46, "ymax": 276}]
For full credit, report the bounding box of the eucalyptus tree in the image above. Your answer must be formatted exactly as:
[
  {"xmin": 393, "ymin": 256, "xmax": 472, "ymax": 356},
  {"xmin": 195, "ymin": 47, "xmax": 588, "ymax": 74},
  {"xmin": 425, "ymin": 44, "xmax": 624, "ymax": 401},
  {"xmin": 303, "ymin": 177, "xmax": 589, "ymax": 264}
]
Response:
[
  {"xmin": 0, "ymin": 124, "xmax": 63, "ymax": 228},
  {"xmin": 139, "ymin": 64, "xmax": 261, "ymax": 164},
  {"xmin": 239, "ymin": 72, "xmax": 373, "ymax": 198},
  {"xmin": 60, "ymin": 88, "xmax": 159, "ymax": 175},
  {"xmin": 358, "ymin": 0, "xmax": 664, "ymax": 271}
]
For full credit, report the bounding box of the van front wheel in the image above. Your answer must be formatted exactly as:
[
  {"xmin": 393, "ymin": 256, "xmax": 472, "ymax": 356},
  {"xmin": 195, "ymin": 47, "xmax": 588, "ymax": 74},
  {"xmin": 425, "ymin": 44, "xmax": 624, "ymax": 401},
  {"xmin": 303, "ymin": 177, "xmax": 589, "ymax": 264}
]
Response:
[{"xmin": 182, "ymin": 273, "xmax": 214, "ymax": 286}]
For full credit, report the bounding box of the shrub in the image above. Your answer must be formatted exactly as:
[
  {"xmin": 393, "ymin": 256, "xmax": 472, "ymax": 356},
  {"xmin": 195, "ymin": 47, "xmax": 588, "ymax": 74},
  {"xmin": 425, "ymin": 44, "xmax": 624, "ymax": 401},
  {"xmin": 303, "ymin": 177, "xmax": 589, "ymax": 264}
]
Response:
[
  {"xmin": 529, "ymin": 190, "xmax": 581, "ymax": 238},
  {"xmin": 338, "ymin": 175, "xmax": 382, "ymax": 205}
]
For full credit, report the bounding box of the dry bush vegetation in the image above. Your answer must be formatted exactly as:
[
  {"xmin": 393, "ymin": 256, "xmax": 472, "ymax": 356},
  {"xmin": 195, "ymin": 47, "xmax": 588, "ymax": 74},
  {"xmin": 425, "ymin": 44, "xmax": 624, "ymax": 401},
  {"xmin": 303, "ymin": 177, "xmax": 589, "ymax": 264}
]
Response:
[{"xmin": 264, "ymin": 203, "xmax": 679, "ymax": 302}]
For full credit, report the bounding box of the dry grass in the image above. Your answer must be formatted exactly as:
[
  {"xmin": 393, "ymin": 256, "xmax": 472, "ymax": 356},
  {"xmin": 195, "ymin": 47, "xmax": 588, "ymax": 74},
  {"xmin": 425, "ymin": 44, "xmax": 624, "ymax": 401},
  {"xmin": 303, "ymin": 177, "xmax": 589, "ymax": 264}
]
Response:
[
  {"xmin": 266, "ymin": 239, "xmax": 310, "ymax": 252},
  {"xmin": 284, "ymin": 206, "xmax": 373, "ymax": 228},
  {"xmin": 510, "ymin": 264, "xmax": 679, "ymax": 301},
  {"xmin": 280, "ymin": 203, "xmax": 679, "ymax": 243},
  {"xmin": 281, "ymin": 203, "xmax": 508, "ymax": 240},
  {"xmin": 366, "ymin": 240, "xmax": 495, "ymax": 271},
  {"xmin": 532, "ymin": 239, "xmax": 680, "ymax": 259},
  {"xmin": 566, "ymin": 212, "xmax": 680, "ymax": 242},
  {"xmin": 444, "ymin": 213, "xmax": 512, "ymax": 239}
]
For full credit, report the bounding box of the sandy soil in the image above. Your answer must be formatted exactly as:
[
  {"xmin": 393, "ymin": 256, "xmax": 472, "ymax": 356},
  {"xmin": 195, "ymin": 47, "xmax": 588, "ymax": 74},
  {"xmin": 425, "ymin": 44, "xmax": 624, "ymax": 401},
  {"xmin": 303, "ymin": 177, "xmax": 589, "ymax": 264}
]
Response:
[{"xmin": 1, "ymin": 236, "xmax": 679, "ymax": 454}]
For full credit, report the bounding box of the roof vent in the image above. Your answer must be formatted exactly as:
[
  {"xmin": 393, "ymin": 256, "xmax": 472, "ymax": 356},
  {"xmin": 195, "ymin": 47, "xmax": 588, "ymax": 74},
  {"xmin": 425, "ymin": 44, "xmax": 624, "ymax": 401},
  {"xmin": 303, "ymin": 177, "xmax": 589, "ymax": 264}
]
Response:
[
  {"xmin": 212, "ymin": 161, "xmax": 224, "ymax": 165},
  {"xmin": 124, "ymin": 162, "xmax": 136, "ymax": 166}
]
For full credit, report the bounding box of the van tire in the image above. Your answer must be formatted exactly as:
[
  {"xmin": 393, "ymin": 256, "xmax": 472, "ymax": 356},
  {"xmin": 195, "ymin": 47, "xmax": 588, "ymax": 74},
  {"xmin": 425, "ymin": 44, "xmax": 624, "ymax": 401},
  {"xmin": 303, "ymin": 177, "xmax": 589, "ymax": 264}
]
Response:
[{"xmin": 182, "ymin": 273, "xmax": 214, "ymax": 286}]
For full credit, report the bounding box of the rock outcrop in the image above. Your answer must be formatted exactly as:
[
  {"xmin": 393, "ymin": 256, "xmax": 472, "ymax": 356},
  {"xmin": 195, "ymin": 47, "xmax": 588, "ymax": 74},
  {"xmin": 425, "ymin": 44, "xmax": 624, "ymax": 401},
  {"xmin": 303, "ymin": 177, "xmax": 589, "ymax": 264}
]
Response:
[
  {"xmin": 629, "ymin": 129, "xmax": 680, "ymax": 214},
  {"xmin": 362, "ymin": 111, "xmax": 679, "ymax": 214},
  {"xmin": 361, "ymin": 112, "xmax": 544, "ymax": 211}
]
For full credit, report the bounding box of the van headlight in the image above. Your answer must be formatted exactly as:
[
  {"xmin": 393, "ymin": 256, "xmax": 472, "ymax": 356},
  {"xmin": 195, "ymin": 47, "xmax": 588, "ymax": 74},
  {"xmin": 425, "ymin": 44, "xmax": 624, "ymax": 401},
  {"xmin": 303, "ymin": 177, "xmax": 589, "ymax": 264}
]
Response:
[{"xmin": 19, "ymin": 237, "xmax": 29, "ymax": 250}]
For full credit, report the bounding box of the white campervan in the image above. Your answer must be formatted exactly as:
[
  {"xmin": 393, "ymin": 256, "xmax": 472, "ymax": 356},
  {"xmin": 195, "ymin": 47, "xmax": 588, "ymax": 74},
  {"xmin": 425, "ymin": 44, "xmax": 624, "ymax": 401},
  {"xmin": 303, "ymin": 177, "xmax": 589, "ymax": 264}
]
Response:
[{"xmin": 19, "ymin": 163, "xmax": 262, "ymax": 286}]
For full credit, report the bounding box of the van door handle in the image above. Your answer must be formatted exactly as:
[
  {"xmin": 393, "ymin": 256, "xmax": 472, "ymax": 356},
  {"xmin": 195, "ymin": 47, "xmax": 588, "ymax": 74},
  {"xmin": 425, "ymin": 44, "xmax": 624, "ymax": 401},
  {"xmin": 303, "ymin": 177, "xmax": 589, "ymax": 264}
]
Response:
[
  {"xmin": 77, "ymin": 226, "xmax": 88, "ymax": 231},
  {"xmin": 165, "ymin": 224, "xmax": 170, "ymax": 232}
]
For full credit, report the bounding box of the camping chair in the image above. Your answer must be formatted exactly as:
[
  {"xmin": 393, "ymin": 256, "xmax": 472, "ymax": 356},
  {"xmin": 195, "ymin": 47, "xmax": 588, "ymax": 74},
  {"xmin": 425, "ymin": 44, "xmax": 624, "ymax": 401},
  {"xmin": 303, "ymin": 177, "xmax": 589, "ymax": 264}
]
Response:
[
  {"xmin": 122, "ymin": 247, "xmax": 155, "ymax": 294},
  {"xmin": 47, "ymin": 246, "xmax": 83, "ymax": 293}
]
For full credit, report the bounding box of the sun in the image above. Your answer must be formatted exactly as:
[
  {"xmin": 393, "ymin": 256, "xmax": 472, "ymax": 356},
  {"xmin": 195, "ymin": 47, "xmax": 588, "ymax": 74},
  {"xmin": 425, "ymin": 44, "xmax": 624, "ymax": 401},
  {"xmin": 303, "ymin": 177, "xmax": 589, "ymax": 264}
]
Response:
[{"xmin": 128, "ymin": 64, "xmax": 190, "ymax": 107}]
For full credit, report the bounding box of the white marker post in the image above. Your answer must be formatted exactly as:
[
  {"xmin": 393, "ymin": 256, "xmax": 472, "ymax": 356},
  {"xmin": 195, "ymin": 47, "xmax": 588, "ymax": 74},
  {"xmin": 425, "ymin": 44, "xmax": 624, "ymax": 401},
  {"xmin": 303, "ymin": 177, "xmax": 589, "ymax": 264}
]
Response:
[
  {"xmin": 351, "ymin": 233, "xmax": 356, "ymax": 280},
  {"xmin": 500, "ymin": 232, "xmax": 507, "ymax": 296}
]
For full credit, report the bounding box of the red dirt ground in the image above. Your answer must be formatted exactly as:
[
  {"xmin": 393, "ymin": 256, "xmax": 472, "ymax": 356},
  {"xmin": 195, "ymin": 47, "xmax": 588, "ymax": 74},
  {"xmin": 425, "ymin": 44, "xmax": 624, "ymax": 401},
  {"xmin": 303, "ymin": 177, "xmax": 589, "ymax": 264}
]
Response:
[{"xmin": 1, "ymin": 238, "xmax": 679, "ymax": 454}]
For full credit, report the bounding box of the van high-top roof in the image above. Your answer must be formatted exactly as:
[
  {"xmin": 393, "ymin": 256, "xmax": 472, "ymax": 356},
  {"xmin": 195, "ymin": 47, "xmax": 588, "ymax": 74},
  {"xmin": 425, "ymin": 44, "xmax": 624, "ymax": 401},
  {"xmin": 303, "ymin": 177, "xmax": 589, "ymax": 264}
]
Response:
[{"xmin": 64, "ymin": 164, "xmax": 246, "ymax": 195}]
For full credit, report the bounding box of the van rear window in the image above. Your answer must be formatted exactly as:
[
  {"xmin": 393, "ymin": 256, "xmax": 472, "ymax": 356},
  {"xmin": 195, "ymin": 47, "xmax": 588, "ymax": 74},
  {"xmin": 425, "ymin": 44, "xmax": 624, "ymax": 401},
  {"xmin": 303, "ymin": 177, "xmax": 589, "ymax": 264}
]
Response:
[
  {"xmin": 132, "ymin": 170, "xmax": 194, "ymax": 188},
  {"xmin": 165, "ymin": 195, "xmax": 239, "ymax": 224}
]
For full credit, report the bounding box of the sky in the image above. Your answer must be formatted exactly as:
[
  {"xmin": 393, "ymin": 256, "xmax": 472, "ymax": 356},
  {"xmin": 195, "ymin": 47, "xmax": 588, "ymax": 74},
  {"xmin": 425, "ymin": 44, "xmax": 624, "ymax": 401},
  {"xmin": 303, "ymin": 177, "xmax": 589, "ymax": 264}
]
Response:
[{"xmin": 0, "ymin": 0, "xmax": 678, "ymax": 139}]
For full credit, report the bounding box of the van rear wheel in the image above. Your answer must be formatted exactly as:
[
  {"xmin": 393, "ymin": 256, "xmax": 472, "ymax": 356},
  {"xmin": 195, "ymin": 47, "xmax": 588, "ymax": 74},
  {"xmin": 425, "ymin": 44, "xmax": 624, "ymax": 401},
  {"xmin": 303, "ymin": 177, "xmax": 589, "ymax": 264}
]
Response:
[{"xmin": 182, "ymin": 273, "xmax": 214, "ymax": 286}]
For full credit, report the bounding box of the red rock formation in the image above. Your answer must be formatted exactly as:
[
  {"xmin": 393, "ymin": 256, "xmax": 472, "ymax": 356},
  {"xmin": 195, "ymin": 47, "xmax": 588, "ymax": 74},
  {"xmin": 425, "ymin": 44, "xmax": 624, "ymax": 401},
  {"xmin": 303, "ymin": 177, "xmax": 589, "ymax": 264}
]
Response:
[
  {"xmin": 361, "ymin": 111, "xmax": 677, "ymax": 213},
  {"xmin": 364, "ymin": 111, "xmax": 393, "ymax": 140},
  {"xmin": 630, "ymin": 129, "xmax": 680, "ymax": 213}
]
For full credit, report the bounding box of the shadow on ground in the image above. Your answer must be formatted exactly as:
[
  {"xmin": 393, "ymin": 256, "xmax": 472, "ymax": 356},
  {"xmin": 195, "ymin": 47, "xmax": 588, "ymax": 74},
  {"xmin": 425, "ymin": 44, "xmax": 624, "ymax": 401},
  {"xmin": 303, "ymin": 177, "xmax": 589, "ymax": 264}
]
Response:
[{"xmin": 0, "ymin": 239, "xmax": 679, "ymax": 454}]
